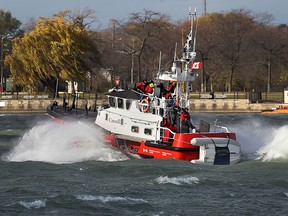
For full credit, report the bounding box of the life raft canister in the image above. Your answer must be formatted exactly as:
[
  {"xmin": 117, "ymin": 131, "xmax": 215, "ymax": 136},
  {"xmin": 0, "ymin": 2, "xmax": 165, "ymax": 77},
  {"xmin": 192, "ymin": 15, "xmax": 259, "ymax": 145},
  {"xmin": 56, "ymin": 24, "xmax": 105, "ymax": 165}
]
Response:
[{"xmin": 140, "ymin": 98, "xmax": 150, "ymax": 112}]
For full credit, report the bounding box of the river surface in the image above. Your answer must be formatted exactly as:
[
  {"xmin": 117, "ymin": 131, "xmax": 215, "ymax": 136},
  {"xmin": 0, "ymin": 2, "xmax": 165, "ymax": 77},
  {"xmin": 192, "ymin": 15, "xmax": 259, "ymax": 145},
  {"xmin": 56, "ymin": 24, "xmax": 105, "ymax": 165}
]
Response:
[{"xmin": 0, "ymin": 112, "xmax": 288, "ymax": 216}]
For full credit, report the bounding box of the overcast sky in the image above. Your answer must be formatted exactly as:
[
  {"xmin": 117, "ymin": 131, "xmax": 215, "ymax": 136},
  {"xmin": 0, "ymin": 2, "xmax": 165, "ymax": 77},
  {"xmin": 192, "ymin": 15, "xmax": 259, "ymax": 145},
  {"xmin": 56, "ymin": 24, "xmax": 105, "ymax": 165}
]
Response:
[{"xmin": 0, "ymin": 0, "xmax": 287, "ymax": 29}]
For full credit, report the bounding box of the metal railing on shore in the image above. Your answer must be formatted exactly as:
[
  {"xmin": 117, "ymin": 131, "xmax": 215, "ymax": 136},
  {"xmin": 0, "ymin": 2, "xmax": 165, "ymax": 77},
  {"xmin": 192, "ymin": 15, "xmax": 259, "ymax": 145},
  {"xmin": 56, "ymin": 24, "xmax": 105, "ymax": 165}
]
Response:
[
  {"xmin": 191, "ymin": 92, "xmax": 284, "ymax": 103},
  {"xmin": 0, "ymin": 91, "xmax": 284, "ymax": 103},
  {"xmin": 0, "ymin": 92, "xmax": 107, "ymax": 101}
]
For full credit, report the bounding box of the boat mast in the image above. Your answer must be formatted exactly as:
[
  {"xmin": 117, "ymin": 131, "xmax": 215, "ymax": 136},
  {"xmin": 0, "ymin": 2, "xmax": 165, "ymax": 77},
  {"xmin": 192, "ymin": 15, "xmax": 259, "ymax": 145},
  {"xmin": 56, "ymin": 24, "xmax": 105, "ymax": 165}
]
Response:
[
  {"xmin": 184, "ymin": 7, "xmax": 197, "ymax": 107},
  {"xmin": 156, "ymin": 7, "xmax": 198, "ymax": 108}
]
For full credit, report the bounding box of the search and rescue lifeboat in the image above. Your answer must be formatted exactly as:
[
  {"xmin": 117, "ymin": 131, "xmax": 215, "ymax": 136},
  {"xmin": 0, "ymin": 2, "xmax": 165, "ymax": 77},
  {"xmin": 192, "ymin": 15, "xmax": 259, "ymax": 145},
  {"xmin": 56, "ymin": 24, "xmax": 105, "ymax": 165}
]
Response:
[
  {"xmin": 47, "ymin": 8, "xmax": 241, "ymax": 165},
  {"xmin": 94, "ymin": 8, "xmax": 240, "ymax": 165}
]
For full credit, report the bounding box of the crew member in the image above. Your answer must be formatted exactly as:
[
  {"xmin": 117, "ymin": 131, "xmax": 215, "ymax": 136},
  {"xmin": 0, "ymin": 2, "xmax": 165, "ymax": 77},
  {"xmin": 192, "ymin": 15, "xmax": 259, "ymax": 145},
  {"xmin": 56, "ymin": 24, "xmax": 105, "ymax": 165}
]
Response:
[
  {"xmin": 162, "ymin": 118, "xmax": 177, "ymax": 144},
  {"xmin": 180, "ymin": 107, "xmax": 194, "ymax": 132},
  {"xmin": 157, "ymin": 82, "xmax": 167, "ymax": 97},
  {"xmin": 167, "ymin": 80, "xmax": 176, "ymax": 94},
  {"xmin": 136, "ymin": 80, "xmax": 147, "ymax": 93},
  {"xmin": 165, "ymin": 92, "xmax": 173, "ymax": 107},
  {"xmin": 145, "ymin": 81, "xmax": 154, "ymax": 94}
]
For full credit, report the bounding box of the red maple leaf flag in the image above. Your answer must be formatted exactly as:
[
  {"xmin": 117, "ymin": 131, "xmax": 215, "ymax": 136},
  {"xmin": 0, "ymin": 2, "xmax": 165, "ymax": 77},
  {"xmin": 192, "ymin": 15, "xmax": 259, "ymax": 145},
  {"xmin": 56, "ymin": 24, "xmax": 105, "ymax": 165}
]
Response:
[{"xmin": 189, "ymin": 62, "xmax": 203, "ymax": 69}]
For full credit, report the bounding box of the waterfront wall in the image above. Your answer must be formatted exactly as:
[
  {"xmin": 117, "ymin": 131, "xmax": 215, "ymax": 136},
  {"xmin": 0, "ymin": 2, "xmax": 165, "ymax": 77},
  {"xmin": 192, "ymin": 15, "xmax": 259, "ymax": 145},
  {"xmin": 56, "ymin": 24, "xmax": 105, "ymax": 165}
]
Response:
[
  {"xmin": 0, "ymin": 98, "xmax": 280, "ymax": 113},
  {"xmin": 0, "ymin": 99, "xmax": 58, "ymax": 112},
  {"xmin": 190, "ymin": 99, "xmax": 278, "ymax": 112},
  {"xmin": 0, "ymin": 98, "xmax": 104, "ymax": 113}
]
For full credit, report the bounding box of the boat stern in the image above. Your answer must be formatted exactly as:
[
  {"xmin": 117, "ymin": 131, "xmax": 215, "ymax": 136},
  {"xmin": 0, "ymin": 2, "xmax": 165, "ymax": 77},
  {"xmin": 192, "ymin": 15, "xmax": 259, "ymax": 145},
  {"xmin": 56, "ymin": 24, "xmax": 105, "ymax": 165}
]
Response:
[{"xmin": 190, "ymin": 137, "xmax": 241, "ymax": 165}]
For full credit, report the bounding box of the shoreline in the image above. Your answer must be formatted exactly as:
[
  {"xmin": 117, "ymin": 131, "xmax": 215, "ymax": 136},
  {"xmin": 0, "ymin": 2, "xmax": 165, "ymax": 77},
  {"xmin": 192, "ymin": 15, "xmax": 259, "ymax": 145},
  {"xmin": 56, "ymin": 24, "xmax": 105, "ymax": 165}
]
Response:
[
  {"xmin": 0, "ymin": 109, "xmax": 265, "ymax": 114},
  {"xmin": 0, "ymin": 99, "xmax": 280, "ymax": 114}
]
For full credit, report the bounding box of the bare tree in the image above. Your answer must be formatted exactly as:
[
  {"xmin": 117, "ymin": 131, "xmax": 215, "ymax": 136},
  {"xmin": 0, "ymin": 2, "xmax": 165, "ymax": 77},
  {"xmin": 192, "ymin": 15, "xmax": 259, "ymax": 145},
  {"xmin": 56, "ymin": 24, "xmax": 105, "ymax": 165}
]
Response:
[{"xmin": 114, "ymin": 9, "xmax": 173, "ymax": 82}]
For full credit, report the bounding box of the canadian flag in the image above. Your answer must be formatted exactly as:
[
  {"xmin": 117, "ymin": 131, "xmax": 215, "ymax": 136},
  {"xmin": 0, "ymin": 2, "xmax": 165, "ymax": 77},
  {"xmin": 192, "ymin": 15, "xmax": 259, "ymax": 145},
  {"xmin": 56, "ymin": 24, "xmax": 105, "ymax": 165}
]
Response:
[{"xmin": 189, "ymin": 62, "xmax": 203, "ymax": 69}]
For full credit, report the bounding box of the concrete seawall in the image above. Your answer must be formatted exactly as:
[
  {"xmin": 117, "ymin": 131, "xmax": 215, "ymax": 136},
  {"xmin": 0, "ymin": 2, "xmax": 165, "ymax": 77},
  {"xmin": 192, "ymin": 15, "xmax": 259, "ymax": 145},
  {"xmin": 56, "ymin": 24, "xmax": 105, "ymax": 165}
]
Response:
[
  {"xmin": 0, "ymin": 99, "xmax": 98, "ymax": 113},
  {"xmin": 0, "ymin": 99, "xmax": 58, "ymax": 113},
  {"xmin": 0, "ymin": 99, "xmax": 279, "ymax": 113},
  {"xmin": 190, "ymin": 99, "xmax": 279, "ymax": 112}
]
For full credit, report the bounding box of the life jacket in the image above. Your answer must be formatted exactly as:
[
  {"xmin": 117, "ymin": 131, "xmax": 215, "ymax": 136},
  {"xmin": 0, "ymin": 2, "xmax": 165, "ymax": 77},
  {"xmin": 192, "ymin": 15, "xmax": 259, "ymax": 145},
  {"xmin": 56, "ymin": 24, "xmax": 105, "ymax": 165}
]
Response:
[
  {"xmin": 165, "ymin": 92, "xmax": 172, "ymax": 99},
  {"xmin": 145, "ymin": 85, "xmax": 154, "ymax": 94},
  {"xmin": 167, "ymin": 84, "xmax": 175, "ymax": 94},
  {"xmin": 136, "ymin": 82, "xmax": 146, "ymax": 93},
  {"xmin": 180, "ymin": 111, "xmax": 190, "ymax": 121}
]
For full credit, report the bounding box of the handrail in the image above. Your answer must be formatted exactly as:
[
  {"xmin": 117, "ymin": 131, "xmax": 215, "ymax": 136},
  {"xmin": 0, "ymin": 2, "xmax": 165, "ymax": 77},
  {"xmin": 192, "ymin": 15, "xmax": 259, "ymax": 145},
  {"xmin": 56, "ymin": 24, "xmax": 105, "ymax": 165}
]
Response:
[
  {"xmin": 213, "ymin": 125, "xmax": 229, "ymax": 133},
  {"xmin": 155, "ymin": 126, "xmax": 176, "ymax": 143}
]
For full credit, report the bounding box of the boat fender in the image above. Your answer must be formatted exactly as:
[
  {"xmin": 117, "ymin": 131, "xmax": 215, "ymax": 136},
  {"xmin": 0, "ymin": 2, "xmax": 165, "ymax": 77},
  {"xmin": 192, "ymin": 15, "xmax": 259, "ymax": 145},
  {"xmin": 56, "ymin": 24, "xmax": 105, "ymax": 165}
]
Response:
[{"xmin": 140, "ymin": 98, "xmax": 150, "ymax": 113}]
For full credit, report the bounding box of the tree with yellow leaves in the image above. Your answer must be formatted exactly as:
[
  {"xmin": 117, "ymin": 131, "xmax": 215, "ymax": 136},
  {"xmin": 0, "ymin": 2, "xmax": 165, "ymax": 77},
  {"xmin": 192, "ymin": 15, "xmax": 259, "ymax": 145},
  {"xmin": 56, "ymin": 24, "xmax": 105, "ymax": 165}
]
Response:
[{"xmin": 5, "ymin": 13, "xmax": 101, "ymax": 93}]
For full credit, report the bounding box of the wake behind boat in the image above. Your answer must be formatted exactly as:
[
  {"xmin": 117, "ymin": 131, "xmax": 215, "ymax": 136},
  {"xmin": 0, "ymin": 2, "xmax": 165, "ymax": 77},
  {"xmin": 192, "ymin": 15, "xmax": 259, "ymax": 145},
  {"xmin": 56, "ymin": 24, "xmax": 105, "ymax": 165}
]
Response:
[{"xmin": 47, "ymin": 8, "xmax": 241, "ymax": 165}]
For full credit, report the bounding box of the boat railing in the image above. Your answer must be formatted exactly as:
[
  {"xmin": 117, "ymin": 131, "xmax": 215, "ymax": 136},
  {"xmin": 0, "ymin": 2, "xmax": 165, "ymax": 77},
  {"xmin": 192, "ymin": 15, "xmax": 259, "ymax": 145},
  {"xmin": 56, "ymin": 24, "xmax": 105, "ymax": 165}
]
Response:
[
  {"xmin": 208, "ymin": 119, "xmax": 230, "ymax": 133},
  {"xmin": 132, "ymin": 87, "xmax": 183, "ymax": 115},
  {"xmin": 212, "ymin": 125, "xmax": 230, "ymax": 133},
  {"xmin": 157, "ymin": 126, "xmax": 176, "ymax": 144},
  {"xmin": 135, "ymin": 92, "xmax": 174, "ymax": 118}
]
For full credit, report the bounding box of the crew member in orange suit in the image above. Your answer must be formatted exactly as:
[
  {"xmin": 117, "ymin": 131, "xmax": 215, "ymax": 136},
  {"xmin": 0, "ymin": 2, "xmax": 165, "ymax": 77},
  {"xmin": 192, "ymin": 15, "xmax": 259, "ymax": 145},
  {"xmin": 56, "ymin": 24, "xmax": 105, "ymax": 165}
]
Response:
[
  {"xmin": 180, "ymin": 107, "xmax": 194, "ymax": 132},
  {"xmin": 167, "ymin": 80, "xmax": 176, "ymax": 94},
  {"xmin": 136, "ymin": 80, "xmax": 147, "ymax": 93},
  {"xmin": 145, "ymin": 82, "xmax": 154, "ymax": 94}
]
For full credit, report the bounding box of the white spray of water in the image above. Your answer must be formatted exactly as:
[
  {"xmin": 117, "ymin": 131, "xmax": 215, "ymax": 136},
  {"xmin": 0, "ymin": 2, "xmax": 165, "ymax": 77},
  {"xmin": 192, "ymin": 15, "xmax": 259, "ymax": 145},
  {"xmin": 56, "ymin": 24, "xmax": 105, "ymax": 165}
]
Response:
[
  {"xmin": 155, "ymin": 175, "xmax": 199, "ymax": 185},
  {"xmin": 18, "ymin": 199, "xmax": 46, "ymax": 209},
  {"xmin": 5, "ymin": 120, "xmax": 128, "ymax": 164},
  {"xmin": 76, "ymin": 195, "xmax": 148, "ymax": 203},
  {"xmin": 231, "ymin": 122, "xmax": 270, "ymax": 155},
  {"xmin": 227, "ymin": 117, "xmax": 288, "ymax": 162},
  {"xmin": 5, "ymin": 115, "xmax": 287, "ymax": 164},
  {"xmin": 257, "ymin": 125, "xmax": 288, "ymax": 161}
]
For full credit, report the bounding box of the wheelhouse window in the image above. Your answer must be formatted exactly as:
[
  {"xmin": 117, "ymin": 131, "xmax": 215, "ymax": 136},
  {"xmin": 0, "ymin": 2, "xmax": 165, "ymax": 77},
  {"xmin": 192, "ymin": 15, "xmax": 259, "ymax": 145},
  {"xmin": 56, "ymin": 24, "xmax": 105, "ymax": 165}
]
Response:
[
  {"xmin": 109, "ymin": 97, "xmax": 116, "ymax": 107},
  {"xmin": 117, "ymin": 98, "xmax": 124, "ymax": 109},
  {"xmin": 131, "ymin": 126, "xmax": 139, "ymax": 133},
  {"xmin": 144, "ymin": 128, "xmax": 152, "ymax": 135},
  {"xmin": 126, "ymin": 100, "xmax": 131, "ymax": 110}
]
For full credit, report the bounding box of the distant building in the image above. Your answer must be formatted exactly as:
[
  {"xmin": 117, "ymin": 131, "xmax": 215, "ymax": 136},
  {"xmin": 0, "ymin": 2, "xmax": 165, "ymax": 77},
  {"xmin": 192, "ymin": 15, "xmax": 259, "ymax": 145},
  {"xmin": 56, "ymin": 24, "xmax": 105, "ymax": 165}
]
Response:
[{"xmin": 284, "ymin": 88, "xmax": 288, "ymax": 104}]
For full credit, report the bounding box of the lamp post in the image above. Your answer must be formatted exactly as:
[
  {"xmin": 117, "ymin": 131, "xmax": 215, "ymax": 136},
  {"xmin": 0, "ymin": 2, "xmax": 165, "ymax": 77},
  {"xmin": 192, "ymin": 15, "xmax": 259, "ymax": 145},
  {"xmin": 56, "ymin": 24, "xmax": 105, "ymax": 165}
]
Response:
[
  {"xmin": 201, "ymin": 53, "xmax": 208, "ymax": 92},
  {"xmin": 0, "ymin": 36, "xmax": 4, "ymax": 91},
  {"xmin": 267, "ymin": 55, "xmax": 271, "ymax": 93},
  {"xmin": 0, "ymin": 34, "xmax": 10, "ymax": 92}
]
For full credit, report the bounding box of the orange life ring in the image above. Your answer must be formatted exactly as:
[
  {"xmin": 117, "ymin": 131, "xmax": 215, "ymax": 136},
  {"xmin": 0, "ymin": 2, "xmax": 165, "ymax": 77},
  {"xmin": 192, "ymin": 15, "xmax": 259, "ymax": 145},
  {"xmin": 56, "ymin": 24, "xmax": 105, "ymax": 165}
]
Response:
[{"xmin": 140, "ymin": 98, "xmax": 150, "ymax": 112}]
